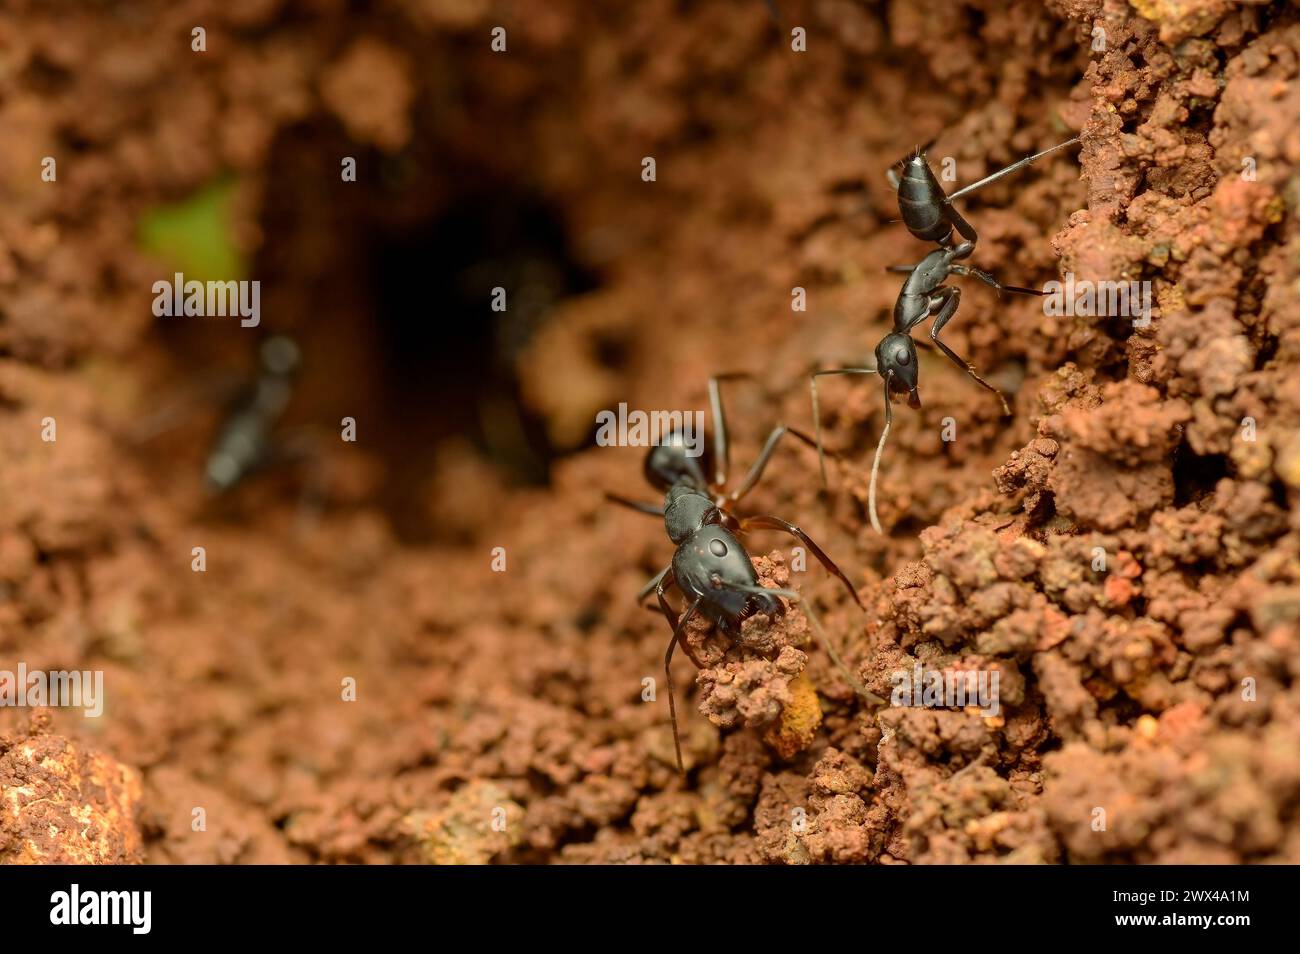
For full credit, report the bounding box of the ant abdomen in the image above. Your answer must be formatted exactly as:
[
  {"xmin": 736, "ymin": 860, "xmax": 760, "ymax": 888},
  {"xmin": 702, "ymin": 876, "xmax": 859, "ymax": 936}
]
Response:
[{"xmin": 897, "ymin": 164, "xmax": 951, "ymax": 244}]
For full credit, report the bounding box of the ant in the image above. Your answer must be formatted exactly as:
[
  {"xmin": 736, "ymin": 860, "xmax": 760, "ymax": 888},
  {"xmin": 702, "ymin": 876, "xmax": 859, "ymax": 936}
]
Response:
[
  {"xmin": 204, "ymin": 335, "xmax": 302, "ymax": 492},
  {"xmin": 203, "ymin": 335, "xmax": 330, "ymax": 525},
  {"xmin": 605, "ymin": 376, "xmax": 873, "ymax": 772},
  {"xmin": 649, "ymin": 484, "xmax": 880, "ymax": 774},
  {"xmin": 811, "ymin": 135, "xmax": 1080, "ymax": 534},
  {"xmin": 129, "ymin": 335, "xmax": 326, "ymax": 521}
]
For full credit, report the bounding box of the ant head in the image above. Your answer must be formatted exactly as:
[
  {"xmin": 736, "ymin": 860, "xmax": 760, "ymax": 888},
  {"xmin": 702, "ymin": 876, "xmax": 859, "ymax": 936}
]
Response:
[
  {"xmin": 260, "ymin": 336, "xmax": 300, "ymax": 376},
  {"xmin": 673, "ymin": 524, "xmax": 768, "ymax": 623},
  {"xmin": 875, "ymin": 332, "xmax": 921, "ymax": 409},
  {"xmin": 644, "ymin": 430, "xmax": 713, "ymax": 492},
  {"xmin": 663, "ymin": 485, "xmax": 719, "ymax": 545}
]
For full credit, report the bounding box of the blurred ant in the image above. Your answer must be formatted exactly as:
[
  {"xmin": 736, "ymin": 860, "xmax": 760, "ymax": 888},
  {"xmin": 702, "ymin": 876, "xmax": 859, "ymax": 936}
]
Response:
[
  {"xmin": 131, "ymin": 335, "xmax": 326, "ymax": 519},
  {"xmin": 650, "ymin": 484, "xmax": 880, "ymax": 773},
  {"xmin": 204, "ymin": 335, "xmax": 302, "ymax": 492},
  {"xmin": 811, "ymin": 135, "xmax": 1081, "ymax": 533}
]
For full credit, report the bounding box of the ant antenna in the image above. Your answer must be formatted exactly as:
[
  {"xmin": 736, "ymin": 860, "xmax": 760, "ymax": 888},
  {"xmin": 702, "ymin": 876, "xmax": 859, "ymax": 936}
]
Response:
[
  {"xmin": 868, "ymin": 374, "xmax": 894, "ymax": 535},
  {"xmin": 810, "ymin": 367, "xmax": 879, "ymax": 488},
  {"xmin": 809, "ymin": 367, "xmax": 895, "ymax": 535},
  {"xmin": 663, "ymin": 594, "xmax": 704, "ymax": 775}
]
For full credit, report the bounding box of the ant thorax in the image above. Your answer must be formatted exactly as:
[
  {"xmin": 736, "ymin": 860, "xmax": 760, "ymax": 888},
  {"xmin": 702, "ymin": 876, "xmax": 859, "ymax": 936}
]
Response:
[{"xmin": 662, "ymin": 485, "xmax": 718, "ymax": 544}]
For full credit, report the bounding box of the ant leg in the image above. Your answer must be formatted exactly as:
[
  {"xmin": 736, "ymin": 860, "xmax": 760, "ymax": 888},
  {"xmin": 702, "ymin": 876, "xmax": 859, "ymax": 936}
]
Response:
[
  {"xmin": 126, "ymin": 370, "xmax": 245, "ymax": 444},
  {"xmin": 886, "ymin": 167, "xmax": 900, "ymax": 189},
  {"xmin": 726, "ymin": 424, "xmax": 817, "ymax": 503},
  {"xmin": 885, "ymin": 264, "xmax": 916, "ymax": 274},
  {"xmin": 605, "ymin": 492, "xmax": 664, "ymax": 517},
  {"xmin": 944, "ymin": 136, "xmax": 1082, "ymax": 204},
  {"xmin": 727, "ymin": 424, "xmax": 791, "ymax": 503},
  {"xmin": 810, "ymin": 368, "xmax": 878, "ymax": 488},
  {"xmin": 868, "ymin": 375, "xmax": 894, "ymax": 535},
  {"xmin": 738, "ymin": 515, "xmax": 863, "ymax": 609},
  {"xmin": 656, "ymin": 568, "xmax": 707, "ymax": 668},
  {"xmin": 945, "ymin": 204, "xmax": 979, "ymax": 248},
  {"xmin": 708, "ymin": 372, "xmax": 752, "ymax": 488},
  {"xmin": 995, "ymin": 283, "xmax": 1046, "ymax": 297},
  {"xmin": 654, "ymin": 566, "xmax": 679, "ymax": 628},
  {"xmin": 952, "ymin": 265, "xmax": 1045, "ymax": 298},
  {"xmin": 664, "ymin": 593, "xmax": 705, "ymax": 775},
  {"xmin": 928, "ymin": 286, "xmax": 1011, "ymax": 416},
  {"xmin": 637, "ymin": 566, "xmax": 670, "ymax": 605}
]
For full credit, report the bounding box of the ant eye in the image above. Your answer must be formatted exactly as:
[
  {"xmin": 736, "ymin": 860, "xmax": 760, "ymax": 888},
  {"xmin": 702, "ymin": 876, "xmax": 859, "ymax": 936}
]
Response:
[
  {"xmin": 709, "ymin": 539, "xmax": 727, "ymax": 557},
  {"xmin": 895, "ymin": 347, "xmax": 910, "ymax": 365}
]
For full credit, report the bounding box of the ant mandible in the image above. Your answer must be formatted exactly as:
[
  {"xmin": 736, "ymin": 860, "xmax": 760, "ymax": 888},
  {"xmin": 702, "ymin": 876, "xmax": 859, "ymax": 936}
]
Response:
[{"xmin": 811, "ymin": 135, "xmax": 1081, "ymax": 534}]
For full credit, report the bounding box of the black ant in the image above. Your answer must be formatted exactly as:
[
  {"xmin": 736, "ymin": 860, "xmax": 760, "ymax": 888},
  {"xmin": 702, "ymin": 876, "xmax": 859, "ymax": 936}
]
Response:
[
  {"xmin": 606, "ymin": 376, "xmax": 875, "ymax": 771},
  {"xmin": 129, "ymin": 335, "xmax": 326, "ymax": 521},
  {"xmin": 203, "ymin": 335, "xmax": 329, "ymax": 525},
  {"xmin": 811, "ymin": 135, "xmax": 1080, "ymax": 533},
  {"xmin": 204, "ymin": 335, "xmax": 302, "ymax": 492},
  {"xmin": 649, "ymin": 484, "xmax": 880, "ymax": 773}
]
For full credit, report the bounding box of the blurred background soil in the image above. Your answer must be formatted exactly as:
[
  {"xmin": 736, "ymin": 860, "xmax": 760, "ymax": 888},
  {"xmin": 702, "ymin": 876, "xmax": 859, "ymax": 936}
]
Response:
[{"xmin": 2, "ymin": 0, "xmax": 1299, "ymax": 863}]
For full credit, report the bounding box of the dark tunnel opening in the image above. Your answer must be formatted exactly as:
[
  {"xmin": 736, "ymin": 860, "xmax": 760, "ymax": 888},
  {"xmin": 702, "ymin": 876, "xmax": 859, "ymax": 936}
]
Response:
[
  {"xmin": 367, "ymin": 190, "xmax": 600, "ymax": 491},
  {"xmin": 227, "ymin": 119, "xmax": 605, "ymax": 542}
]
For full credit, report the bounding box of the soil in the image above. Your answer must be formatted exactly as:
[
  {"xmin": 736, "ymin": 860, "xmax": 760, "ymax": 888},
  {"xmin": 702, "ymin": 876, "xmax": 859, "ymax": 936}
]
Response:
[{"xmin": 2, "ymin": 0, "xmax": 1299, "ymax": 864}]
